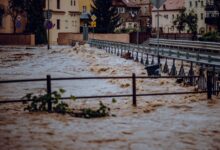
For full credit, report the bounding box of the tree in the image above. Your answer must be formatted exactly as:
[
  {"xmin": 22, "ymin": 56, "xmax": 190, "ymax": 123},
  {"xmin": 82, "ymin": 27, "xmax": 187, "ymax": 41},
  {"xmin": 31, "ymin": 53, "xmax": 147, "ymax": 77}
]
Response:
[
  {"xmin": 173, "ymin": 8, "xmax": 198, "ymax": 40},
  {"xmin": 186, "ymin": 11, "xmax": 198, "ymax": 40},
  {"xmin": 91, "ymin": 0, "xmax": 121, "ymax": 33},
  {"xmin": 7, "ymin": 0, "xmax": 25, "ymax": 33},
  {"xmin": 173, "ymin": 8, "xmax": 187, "ymax": 33},
  {"xmin": 214, "ymin": 0, "xmax": 220, "ymax": 32},
  {"xmin": 25, "ymin": 0, "xmax": 47, "ymax": 44}
]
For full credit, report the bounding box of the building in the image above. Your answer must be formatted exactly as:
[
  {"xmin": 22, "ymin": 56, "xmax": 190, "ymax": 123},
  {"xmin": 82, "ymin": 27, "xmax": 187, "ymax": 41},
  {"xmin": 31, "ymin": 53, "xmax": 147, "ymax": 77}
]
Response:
[
  {"xmin": 130, "ymin": 0, "xmax": 152, "ymax": 31},
  {"xmin": 0, "ymin": 0, "xmax": 26, "ymax": 33},
  {"xmin": 112, "ymin": 0, "xmax": 140, "ymax": 30},
  {"xmin": 79, "ymin": 0, "xmax": 92, "ymax": 13},
  {"xmin": 152, "ymin": 0, "xmax": 218, "ymax": 35},
  {"xmin": 205, "ymin": 0, "xmax": 219, "ymax": 32},
  {"xmin": 185, "ymin": 0, "xmax": 206, "ymax": 34},
  {"xmin": 152, "ymin": 0, "xmax": 185, "ymax": 34},
  {"xmin": 78, "ymin": 0, "xmax": 93, "ymax": 31},
  {"xmin": 44, "ymin": 0, "xmax": 80, "ymax": 44}
]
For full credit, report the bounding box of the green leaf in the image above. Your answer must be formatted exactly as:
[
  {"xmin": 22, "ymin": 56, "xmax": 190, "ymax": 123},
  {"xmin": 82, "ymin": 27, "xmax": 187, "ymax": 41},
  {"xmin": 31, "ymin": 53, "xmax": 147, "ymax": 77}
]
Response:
[
  {"xmin": 70, "ymin": 95, "xmax": 76, "ymax": 101},
  {"xmin": 59, "ymin": 88, "xmax": 66, "ymax": 94},
  {"xmin": 112, "ymin": 98, "xmax": 117, "ymax": 103}
]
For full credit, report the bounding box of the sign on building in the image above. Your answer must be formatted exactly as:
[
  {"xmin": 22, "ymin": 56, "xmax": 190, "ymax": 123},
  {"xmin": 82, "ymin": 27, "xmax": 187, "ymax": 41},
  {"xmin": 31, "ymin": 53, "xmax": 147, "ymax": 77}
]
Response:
[{"xmin": 91, "ymin": 21, "xmax": 96, "ymax": 27}]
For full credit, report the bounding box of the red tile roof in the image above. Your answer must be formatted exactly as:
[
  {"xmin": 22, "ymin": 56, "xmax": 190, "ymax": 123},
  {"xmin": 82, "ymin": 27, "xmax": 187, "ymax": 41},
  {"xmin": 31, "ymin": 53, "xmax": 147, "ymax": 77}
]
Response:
[
  {"xmin": 123, "ymin": 0, "xmax": 139, "ymax": 7},
  {"xmin": 112, "ymin": 0, "xmax": 140, "ymax": 8}
]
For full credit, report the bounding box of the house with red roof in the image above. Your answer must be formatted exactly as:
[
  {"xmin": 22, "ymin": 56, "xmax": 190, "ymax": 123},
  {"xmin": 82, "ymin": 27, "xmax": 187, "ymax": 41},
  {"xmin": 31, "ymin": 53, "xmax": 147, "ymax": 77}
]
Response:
[{"xmin": 112, "ymin": 0, "xmax": 140, "ymax": 31}]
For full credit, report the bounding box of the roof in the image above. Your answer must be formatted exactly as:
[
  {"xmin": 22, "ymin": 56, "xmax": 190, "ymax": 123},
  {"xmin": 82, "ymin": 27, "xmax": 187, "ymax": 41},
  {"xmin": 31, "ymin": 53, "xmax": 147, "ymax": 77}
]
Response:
[
  {"xmin": 122, "ymin": 0, "xmax": 140, "ymax": 8},
  {"xmin": 112, "ymin": 0, "xmax": 140, "ymax": 8},
  {"xmin": 152, "ymin": 0, "xmax": 184, "ymax": 11}
]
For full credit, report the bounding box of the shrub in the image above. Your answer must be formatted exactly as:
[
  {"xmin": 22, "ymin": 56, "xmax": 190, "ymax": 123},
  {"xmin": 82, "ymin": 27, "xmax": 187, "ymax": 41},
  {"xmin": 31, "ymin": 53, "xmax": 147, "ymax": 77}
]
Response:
[
  {"xmin": 22, "ymin": 89, "xmax": 115, "ymax": 118},
  {"xmin": 199, "ymin": 32, "xmax": 220, "ymax": 42}
]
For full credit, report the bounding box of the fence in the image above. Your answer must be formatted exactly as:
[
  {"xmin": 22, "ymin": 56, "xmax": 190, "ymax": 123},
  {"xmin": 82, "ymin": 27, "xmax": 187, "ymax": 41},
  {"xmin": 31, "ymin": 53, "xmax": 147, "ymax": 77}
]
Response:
[
  {"xmin": 0, "ymin": 73, "xmax": 216, "ymax": 112},
  {"xmin": 89, "ymin": 39, "xmax": 220, "ymax": 68}
]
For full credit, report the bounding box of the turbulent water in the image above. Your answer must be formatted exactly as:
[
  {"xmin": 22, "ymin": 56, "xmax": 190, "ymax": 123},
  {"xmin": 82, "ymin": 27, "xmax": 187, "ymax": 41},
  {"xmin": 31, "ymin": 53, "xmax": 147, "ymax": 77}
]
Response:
[{"xmin": 0, "ymin": 45, "xmax": 220, "ymax": 150}]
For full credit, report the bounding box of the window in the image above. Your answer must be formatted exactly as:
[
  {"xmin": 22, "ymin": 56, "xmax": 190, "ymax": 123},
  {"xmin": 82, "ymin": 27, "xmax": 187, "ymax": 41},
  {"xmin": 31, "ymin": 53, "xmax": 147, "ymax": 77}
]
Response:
[
  {"xmin": 201, "ymin": 1, "xmax": 204, "ymax": 7},
  {"xmin": 57, "ymin": 0, "xmax": 60, "ymax": 9},
  {"xmin": 195, "ymin": 14, "xmax": 198, "ymax": 18},
  {"xmin": 83, "ymin": 6, "xmax": 87, "ymax": 12},
  {"xmin": 0, "ymin": 14, "xmax": 3, "ymax": 27},
  {"xmin": 74, "ymin": 0, "xmax": 76, "ymax": 6},
  {"xmin": 189, "ymin": 1, "xmax": 192, "ymax": 7},
  {"xmin": 0, "ymin": 7, "xmax": 3, "ymax": 27},
  {"xmin": 172, "ymin": 14, "xmax": 175, "ymax": 19},
  {"xmin": 163, "ymin": 4, "xmax": 166, "ymax": 10},
  {"xmin": 65, "ymin": 20, "xmax": 68, "ymax": 29},
  {"xmin": 201, "ymin": 13, "xmax": 203, "ymax": 20},
  {"xmin": 57, "ymin": 19, "xmax": 60, "ymax": 29},
  {"xmin": 164, "ymin": 15, "xmax": 168, "ymax": 19},
  {"xmin": 118, "ymin": 7, "xmax": 125, "ymax": 13},
  {"xmin": 71, "ymin": 0, "xmax": 72, "ymax": 6},
  {"xmin": 195, "ymin": 1, "xmax": 198, "ymax": 7}
]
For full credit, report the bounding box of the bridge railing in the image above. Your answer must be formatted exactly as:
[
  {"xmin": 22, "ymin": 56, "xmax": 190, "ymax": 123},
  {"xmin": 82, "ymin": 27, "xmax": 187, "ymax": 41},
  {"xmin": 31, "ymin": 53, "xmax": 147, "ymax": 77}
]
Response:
[
  {"xmin": 148, "ymin": 38, "xmax": 220, "ymax": 55},
  {"xmin": 88, "ymin": 39, "xmax": 220, "ymax": 67},
  {"xmin": 0, "ymin": 74, "xmax": 216, "ymax": 112}
]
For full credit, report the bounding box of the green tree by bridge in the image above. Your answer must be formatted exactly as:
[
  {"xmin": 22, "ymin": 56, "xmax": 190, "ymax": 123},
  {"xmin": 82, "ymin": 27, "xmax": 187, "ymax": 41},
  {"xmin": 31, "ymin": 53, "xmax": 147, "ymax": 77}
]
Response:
[{"xmin": 91, "ymin": 0, "xmax": 121, "ymax": 33}]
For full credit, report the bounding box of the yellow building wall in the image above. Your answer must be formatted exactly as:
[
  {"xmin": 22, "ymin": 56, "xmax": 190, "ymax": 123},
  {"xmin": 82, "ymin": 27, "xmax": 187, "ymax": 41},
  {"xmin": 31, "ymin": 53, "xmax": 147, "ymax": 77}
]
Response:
[
  {"xmin": 45, "ymin": 0, "xmax": 80, "ymax": 44},
  {"xmin": 79, "ymin": 0, "xmax": 93, "ymax": 13}
]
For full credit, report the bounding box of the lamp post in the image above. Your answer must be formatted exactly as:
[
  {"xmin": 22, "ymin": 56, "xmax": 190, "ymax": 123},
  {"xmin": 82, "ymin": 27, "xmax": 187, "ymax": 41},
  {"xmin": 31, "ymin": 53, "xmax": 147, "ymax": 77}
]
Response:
[
  {"xmin": 137, "ymin": 10, "xmax": 141, "ymax": 48},
  {"xmin": 80, "ymin": 12, "xmax": 90, "ymax": 41},
  {"xmin": 156, "ymin": 8, "xmax": 160, "ymax": 65},
  {"xmin": 47, "ymin": 0, "xmax": 50, "ymax": 50}
]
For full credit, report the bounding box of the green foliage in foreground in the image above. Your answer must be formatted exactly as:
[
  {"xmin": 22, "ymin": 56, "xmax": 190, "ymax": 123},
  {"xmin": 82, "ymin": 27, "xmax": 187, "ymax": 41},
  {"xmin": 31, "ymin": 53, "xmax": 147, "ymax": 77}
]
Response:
[
  {"xmin": 22, "ymin": 89, "xmax": 115, "ymax": 118},
  {"xmin": 198, "ymin": 32, "xmax": 220, "ymax": 42}
]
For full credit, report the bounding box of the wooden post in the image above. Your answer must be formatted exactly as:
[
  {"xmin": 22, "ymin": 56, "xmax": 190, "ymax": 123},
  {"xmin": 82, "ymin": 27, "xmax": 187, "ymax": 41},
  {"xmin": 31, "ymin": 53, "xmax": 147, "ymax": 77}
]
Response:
[
  {"xmin": 132, "ymin": 73, "xmax": 137, "ymax": 107},
  {"xmin": 207, "ymin": 70, "xmax": 212, "ymax": 100},
  {"xmin": 47, "ymin": 75, "xmax": 52, "ymax": 112}
]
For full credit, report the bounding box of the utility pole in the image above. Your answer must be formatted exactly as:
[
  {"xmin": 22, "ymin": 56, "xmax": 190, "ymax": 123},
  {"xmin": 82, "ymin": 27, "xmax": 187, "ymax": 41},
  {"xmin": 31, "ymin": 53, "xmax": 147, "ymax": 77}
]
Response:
[
  {"xmin": 151, "ymin": 0, "xmax": 167, "ymax": 65},
  {"xmin": 157, "ymin": 8, "xmax": 160, "ymax": 65}
]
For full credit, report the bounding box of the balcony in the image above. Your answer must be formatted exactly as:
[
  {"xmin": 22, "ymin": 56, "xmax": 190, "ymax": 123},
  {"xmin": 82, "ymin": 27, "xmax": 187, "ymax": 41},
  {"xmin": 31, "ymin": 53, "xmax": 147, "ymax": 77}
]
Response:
[
  {"xmin": 205, "ymin": 4, "xmax": 218, "ymax": 11},
  {"xmin": 205, "ymin": 17, "xmax": 219, "ymax": 25}
]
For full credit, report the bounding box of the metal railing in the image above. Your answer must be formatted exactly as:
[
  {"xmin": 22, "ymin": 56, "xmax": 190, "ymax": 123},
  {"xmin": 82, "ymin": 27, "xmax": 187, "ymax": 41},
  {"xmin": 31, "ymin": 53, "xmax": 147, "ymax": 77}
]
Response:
[
  {"xmin": 88, "ymin": 39, "xmax": 220, "ymax": 67},
  {"xmin": 0, "ymin": 73, "xmax": 216, "ymax": 112},
  {"xmin": 148, "ymin": 38, "xmax": 220, "ymax": 54}
]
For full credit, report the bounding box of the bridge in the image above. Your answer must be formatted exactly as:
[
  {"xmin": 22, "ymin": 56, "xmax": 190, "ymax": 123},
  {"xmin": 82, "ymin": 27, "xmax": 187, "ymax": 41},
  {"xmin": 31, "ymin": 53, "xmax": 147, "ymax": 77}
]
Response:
[{"xmin": 88, "ymin": 38, "xmax": 220, "ymax": 96}]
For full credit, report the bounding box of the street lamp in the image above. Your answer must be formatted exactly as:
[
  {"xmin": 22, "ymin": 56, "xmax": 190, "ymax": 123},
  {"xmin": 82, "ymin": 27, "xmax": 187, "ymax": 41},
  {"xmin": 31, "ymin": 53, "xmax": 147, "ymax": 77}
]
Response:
[
  {"xmin": 47, "ymin": 0, "xmax": 50, "ymax": 50},
  {"xmin": 156, "ymin": 8, "xmax": 160, "ymax": 65},
  {"xmin": 80, "ymin": 12, "xmax": 90, "ymax": 41}
]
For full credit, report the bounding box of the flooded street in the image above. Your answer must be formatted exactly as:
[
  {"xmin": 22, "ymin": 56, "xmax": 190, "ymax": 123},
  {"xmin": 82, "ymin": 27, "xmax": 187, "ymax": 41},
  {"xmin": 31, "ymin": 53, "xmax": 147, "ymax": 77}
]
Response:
[{"xmin": 0, "ymin": 45, "xmax": 220, "ymax": 150}]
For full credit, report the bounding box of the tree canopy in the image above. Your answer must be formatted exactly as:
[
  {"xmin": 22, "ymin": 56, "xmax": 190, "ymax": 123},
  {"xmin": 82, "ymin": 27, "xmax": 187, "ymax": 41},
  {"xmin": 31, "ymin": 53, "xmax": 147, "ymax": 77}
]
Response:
[
  {"xmin": 25, "ymin": 0, "xmax": 47, "ymax": 44},
  {"xmin": 214, "ymin": 0, "xmax": 220, "ymax": 32},
  {"xmin": 91, "ymin": 0, "xmax": 121, "ymax": 33},
  {"xmin": 173, "ymin": 8, "xmax": 198, "ymax": 39},
  {"xmin": 8, "ymin": 0, "xmax": 25, "ymax": 33},
  {"xmin": 7, "ymin": 0, "xmax": 47, "ymax": 44}
]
